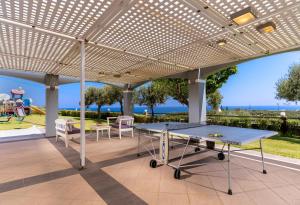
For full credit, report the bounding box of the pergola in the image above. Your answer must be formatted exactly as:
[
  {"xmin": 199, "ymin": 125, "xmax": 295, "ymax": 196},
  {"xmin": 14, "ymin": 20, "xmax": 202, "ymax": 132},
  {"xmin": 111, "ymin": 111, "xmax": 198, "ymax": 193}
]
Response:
[{"xmin": 0, "ymin": 0, "xmax": 300, "ymax": 167}]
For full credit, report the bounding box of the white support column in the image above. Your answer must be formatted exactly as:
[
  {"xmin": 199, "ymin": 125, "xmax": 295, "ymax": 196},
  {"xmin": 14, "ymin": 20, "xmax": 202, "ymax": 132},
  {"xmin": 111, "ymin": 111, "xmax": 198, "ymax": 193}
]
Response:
[
  {"xmin": 44, "ymin": 74, "xmax": 59, "ymax": 137},
  {"xmin": 80, "ymin": 41, "xmax": 86, "ymax": 168},
  {"xmin": 123, "ymin": 88, "xmax": 133, "ymax": 116},
  {"xmin": 188, "ymin": 77, "xmax": 207, "ymax": 124}
]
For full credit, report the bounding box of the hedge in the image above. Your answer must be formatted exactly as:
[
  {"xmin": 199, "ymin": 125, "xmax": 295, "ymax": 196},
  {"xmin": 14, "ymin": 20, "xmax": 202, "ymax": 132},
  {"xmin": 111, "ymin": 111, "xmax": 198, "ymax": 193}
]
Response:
[
  {"xmin": 60, "ymin": 110, "xmax": 120, "ymax": 120},
  {"xmin": 59, "ymin": 110, "xmax": 300, "ymax": 135}
]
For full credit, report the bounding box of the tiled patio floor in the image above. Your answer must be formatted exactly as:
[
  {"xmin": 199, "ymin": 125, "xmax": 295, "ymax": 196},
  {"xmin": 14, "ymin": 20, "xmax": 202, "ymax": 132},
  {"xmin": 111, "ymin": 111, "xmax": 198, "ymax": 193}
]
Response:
[{"xmin": 1, "ymin": 131, "xmax": 300, "ymax": 205}]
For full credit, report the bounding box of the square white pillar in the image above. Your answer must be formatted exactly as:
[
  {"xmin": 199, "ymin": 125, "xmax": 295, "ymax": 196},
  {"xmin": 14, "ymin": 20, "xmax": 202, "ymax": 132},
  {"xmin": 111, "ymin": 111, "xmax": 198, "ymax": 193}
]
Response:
[
  {"xmin": 123, "ymin": 89, "xmax": 133, "ymax": 116},
  {"xmin": 44, "ymin": 74, "xmax": 59, "ymax": 137},
  {"xmin": 188, "ymin": 79, "xmax": 206, "ymax": 124}
]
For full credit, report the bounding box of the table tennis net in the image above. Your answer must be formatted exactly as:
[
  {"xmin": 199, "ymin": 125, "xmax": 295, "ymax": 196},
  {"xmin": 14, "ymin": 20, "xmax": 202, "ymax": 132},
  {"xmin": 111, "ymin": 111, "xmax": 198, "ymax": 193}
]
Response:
[{"xmin": 164, "ymin": 123, "xmax": 204, "ymax": 131}]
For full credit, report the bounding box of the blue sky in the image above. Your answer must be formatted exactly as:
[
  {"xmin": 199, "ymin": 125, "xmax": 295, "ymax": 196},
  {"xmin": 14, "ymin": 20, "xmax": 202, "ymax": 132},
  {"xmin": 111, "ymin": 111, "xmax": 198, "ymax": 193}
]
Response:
[{"xmin": 0, "ymin": 51, "xmax": 299, "ymax": 108}]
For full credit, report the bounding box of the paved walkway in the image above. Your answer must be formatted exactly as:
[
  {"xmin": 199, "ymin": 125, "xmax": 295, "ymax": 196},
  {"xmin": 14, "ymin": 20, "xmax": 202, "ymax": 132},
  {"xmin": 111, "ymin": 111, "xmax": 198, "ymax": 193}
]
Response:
[
  {"xmin": 1, "ymin": 130, "xmax": 300, "ymax": 204},
  {"xmin": 0, "ymin": 126, "xmax": 45, "ymax": 141}
]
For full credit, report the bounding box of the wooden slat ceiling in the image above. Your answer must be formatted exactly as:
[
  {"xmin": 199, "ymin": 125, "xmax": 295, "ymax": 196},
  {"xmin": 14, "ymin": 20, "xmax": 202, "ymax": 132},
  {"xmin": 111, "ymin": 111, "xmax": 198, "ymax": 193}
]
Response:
[{"xmin": 0, "ymin": 0, "xmax": 300, "ymax": 85}]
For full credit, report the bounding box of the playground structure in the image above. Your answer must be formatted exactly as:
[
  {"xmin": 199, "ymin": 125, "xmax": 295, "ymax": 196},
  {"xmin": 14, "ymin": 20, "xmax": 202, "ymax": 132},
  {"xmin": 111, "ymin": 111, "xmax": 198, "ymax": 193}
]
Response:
[{"xmin": 0, "ymin": 87, "xmax": 32, "ymax": 122}]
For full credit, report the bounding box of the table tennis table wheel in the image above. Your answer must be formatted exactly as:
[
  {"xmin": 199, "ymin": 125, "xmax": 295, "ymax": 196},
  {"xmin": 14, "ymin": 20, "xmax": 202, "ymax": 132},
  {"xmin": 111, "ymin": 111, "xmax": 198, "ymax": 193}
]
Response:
[
  {"xmin": 263, "ymin": 170, "xmax": 267, "ymax": 174},
  {"xmin": 174, "ymin": 169, "xmax": 181, "ymax": 179},
  {"xmin": 194, "ymin": 147, "xmax": 201, "ymax": 152},
  {"xmin": 150, "ymin": 159, "xmax": 157, "ymax": 168},
  {"xmin": 228, "ymin": 189, "xmax": 233, "ymax": 195},
  {"xmin": 218, "ymin": 152, "xmax": 225, "ymax": 160}
]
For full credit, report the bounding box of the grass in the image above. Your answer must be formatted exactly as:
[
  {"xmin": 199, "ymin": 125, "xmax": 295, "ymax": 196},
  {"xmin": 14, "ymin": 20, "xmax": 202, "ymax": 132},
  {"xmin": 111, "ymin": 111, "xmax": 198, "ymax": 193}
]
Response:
[
  {"xmin": 0, "ymin": 114, "xmax": 46, "ymax": 130},
  {"xmin": 1, "ymin": 114, "xmax": 300, "ymax": 159},
  {"xmin": 0, "ymin": 114, "xmax": 106, "ymax": 131},
  {"xmin": 238, "ymin": 135, "xmax": 300, "ymax": 159}
]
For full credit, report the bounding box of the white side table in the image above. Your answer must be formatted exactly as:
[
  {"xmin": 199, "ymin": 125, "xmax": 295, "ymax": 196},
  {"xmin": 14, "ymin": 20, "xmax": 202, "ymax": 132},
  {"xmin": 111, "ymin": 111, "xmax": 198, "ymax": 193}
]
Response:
[{"xmin": 91, "ymin": 125, "xmax": 111, "ymax": 141}]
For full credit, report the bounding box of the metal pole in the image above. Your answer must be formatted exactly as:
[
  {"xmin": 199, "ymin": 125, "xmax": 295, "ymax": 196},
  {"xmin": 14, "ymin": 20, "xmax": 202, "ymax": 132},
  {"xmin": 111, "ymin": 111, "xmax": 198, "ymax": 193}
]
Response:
[
  {"xmin": 227, "ymin": 144, "xmax": 232, "ymax": 195},
  {"xmin": 80, "ymin": 41, "xmax": 86, "ymax": 168},
  {"xmin": 260, "ymin": 139, "xmax": 267, "ymax": 174},
  {"xmin": 137, "ymin": 129, "xmax": 141, "ymax": 157}
]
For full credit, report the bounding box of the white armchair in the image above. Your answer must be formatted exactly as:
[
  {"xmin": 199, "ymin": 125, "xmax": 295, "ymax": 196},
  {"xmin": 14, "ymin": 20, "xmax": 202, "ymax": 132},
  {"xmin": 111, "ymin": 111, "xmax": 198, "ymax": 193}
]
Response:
[
  {"xmin": 107, "ymin": 116, "xmax": 134, "ymax": 139},
  {"xmin": 55, "ymin": 119, "xmax": 80, "ymax": 147}
]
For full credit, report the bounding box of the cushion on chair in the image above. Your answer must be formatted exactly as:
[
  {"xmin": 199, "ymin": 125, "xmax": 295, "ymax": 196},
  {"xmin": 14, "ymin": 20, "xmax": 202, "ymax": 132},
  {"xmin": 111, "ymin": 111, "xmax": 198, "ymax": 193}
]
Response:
[
  {"xmin": 67, "ymin": 127, "xmax": 81, "ymax": 134},
  {"xmin": 111, "ymin": 123, "xmax": 132, "ymax": 129}
]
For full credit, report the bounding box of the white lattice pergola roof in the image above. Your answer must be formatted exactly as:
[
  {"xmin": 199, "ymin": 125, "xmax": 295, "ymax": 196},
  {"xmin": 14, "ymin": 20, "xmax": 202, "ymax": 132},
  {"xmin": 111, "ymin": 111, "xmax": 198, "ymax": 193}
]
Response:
[{"xmin": 0, "ymin": 0, "xmax": 300, "ymax": 85}]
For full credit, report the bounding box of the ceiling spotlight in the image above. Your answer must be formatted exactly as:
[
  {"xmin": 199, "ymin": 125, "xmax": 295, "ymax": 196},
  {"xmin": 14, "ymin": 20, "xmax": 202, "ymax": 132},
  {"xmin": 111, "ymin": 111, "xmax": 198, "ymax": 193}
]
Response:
[
  {"xmin": 230, "ymin": 7, "xmax": 256, "ymax": 26},
  {"xmin": 113, "ymin": 74, "xmax": 121, "ymax": 78},
  {"xmin": 217, "ymin": 39, "xmax": 227, "ymax": 46},
  {"xmin": 256, "ymin": 22, "xmax": 276, "ymax": 33}
]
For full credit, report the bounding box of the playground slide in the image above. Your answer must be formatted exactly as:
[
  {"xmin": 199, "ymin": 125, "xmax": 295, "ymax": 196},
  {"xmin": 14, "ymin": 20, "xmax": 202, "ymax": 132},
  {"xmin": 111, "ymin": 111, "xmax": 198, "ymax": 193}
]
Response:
[{"xmin": 31, "ymin": 106, "xmax": 46, "ymax": 115}]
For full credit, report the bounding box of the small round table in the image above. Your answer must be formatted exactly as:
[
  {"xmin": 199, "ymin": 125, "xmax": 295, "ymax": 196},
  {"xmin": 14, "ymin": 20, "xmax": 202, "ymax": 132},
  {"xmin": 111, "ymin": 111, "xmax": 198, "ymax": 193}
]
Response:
[{"xmin": 91, "ymin": 125, "xmax": 111, "ymax": 141}]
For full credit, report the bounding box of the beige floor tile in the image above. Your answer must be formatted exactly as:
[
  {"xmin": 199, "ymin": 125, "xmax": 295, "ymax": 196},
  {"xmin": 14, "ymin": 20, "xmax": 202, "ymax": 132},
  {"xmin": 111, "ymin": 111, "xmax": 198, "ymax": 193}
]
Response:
[
  {"xmin": 185, "ymin": 175, "xmax": 216, "ymax": 195},
  {"xmin": 35, "ymin": 197, "xmax": 73, "ymax": 205},
  {"xmin": 188, "ymin": 193, "xmax": 222, "ymax": 205},
  {"xmin": 236, "ymin": 179, "xmax": 268, "ymax": 192},
  {"xmin": 135, "ymin": 192, "xmax": 159, "ymax": 205},
  {"xmin": 70, "ymin": 199, "xmax": 107, "ymax": 205},
  {"xmin": 132, "ymin": 178, "xmax": 160, "ymax": 193},
  {"xmin": 272, "ymin": 185, "xmax": 300, "ymax": 204},
  {"xmin": 218, "ymin": 192, "xmax": 256, "ymax": 205},
  {"xmin": 247, "ymin": 169, "xmax": 290, "ymax": 188},
  {"xmin": 209, "ymin": 176, "xmax": 243, "ymax": 194},
  {"xmin": 157, "ymin": 193, "xmax": 190, "ymax": 205},
  {"xmin": 246, "ymin": 189, "xmax": 288, "ymax": 205},
  {"xmin": 159, "ymin": 178, "xmax": 188, "ymax": 194},
  {"xmin": 0, "ymin": 195, "xmax": 40, "ymax": 205},
  {"xmin": 1, "ymin": 134, "xmax": 300, "ymax": 205}
]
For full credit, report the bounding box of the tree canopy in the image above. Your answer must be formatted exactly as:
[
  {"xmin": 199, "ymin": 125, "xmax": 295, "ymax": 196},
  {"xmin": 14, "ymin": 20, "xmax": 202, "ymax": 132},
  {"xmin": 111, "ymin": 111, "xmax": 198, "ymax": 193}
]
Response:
[
  {"xmin": 207, "ymin": 90, "xmax": 223, "ymax": 111},
  {"xmin": 85, "ymin": 87, "xmax": 98, "ymax": 108},
  {"xmin": 276, "ymin": 63, "xmax": 300, "ymax": 103},
  {"xmin": 104, "ymin": 86, "xmax": 124, "ymax": 114},
  {"xmin": 133, "ymin": 82, "xmax": 167, "ymax": 117},
  {"xmin": 153, "ymin": 66, "xmax": 237, "ymax": 108},
  {"xmin": 94, "ymin": 88, "xmax": 107, "ymax": 118},
  {"xmin": 84, "ymin": 85, "xmax": 124, "ymax": 118}
]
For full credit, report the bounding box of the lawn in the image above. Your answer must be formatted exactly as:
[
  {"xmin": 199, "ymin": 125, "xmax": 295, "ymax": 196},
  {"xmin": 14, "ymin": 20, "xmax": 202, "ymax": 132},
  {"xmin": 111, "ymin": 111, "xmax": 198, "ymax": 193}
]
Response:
[
  {"xmin": 1, "ymin": 114, "xmax": 300, "ymax": 159},
  {"xmin": 239, "ymin": 135, "xmax": 300, "ymax": 159},
  {"xmin": 0, "ymin": 114, "xmax": 106, "ymax": 131}
]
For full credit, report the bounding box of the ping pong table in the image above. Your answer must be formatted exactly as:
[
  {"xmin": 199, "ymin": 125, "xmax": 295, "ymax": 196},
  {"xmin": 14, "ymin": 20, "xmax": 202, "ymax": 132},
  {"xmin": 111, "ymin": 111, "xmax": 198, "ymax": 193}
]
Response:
[{"xmin": 135, "ymin": 122, "xmax": 278, "ymax": 195}]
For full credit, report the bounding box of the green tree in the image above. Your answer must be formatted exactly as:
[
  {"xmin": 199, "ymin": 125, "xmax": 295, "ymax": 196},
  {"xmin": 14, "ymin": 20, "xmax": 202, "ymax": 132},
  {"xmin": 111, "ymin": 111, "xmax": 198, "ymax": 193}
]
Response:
[
  {"xmin": 206, "ymin": 66, "xmax": 237, "ymax": 94},
  {"xmin": 154, "ymin": 79, "xmax": 188, "ymax": 105},
  {"xmin": 84, "ymin": 87, "xmax": 97, "ymax": 108},
  {"xmin": 207, "ymin": 90, "xmax": 223, "ymax": 111},
  {"xmin": 104, "ymin": 86, "xmax": 124, "ymax": 115},
  {"xmin": 154, "ymin": 66, "xmax": 237, "ymax": 106},
  {"xmin": 276, "ymin": 63, "xmax": 300, "ymax": 103},
  {"xmin": 94, "ymin": 88, "xmax": 107, "ymax": 118},
  {"xmin": 134, "ymin": 82, "xmax": 167, "ymax": 117}
]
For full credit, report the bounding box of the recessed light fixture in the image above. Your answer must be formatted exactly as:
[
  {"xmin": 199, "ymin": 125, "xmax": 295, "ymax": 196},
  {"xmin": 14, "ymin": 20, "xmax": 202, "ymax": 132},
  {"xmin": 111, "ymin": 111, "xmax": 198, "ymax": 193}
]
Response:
[
  {"xmin": 217, "ymin": 39, "xmax": 227, "ymax": 46},
  {"xmin": 256, "ymin": 22, "xmax": 276, "ymax": 33},
  {"xmin": 230, "ymin": 7, "xmax": 256, "ymax": 26},
  {"xmin": 113, "ymin": 74, "xmax": 121, "ymax": 78}
]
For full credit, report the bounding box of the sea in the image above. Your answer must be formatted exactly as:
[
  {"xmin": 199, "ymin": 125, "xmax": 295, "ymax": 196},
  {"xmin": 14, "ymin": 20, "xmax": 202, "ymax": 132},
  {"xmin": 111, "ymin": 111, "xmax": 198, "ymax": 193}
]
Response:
[{"xmin": 61, "ymin": 105, "xmax": 300, "ymax": 114}]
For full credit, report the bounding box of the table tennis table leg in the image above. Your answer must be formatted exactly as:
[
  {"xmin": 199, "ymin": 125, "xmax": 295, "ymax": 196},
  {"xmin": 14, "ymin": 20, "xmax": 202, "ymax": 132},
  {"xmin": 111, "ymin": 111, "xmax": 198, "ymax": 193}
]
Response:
[
  {"xmin": 227, "ymin": 144, "xmax": 233, "ymax": 195},
  {"xmin": 260, "ymin": 139, "xmax": 267, "ymax": 174},
  {"xmin": 137, "ymin": 130, "xmax": 141, "ymax": 157},
  {"xmin": 177, "ymin": 137, "xmax": 191, "ymax": 168}
]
